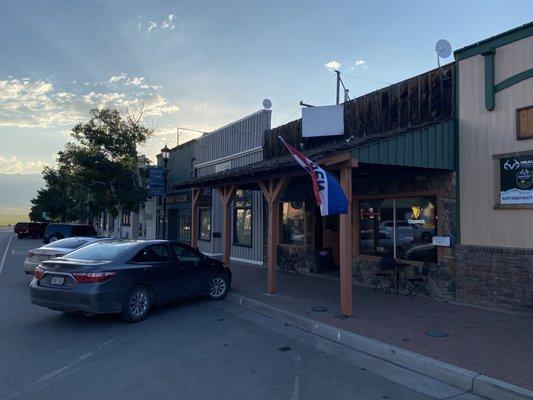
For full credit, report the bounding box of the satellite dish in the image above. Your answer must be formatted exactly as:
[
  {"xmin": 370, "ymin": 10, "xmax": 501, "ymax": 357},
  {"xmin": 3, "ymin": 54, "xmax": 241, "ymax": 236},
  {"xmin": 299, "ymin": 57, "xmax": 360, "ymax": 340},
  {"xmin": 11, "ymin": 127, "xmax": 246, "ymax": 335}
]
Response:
[
  {"xmin": 435, "ymin": 39, "xmax": 452, "ymax": 59},
  {"xmin": 262, "ymin": 99, "xmax": 272, "ymax": 109}
]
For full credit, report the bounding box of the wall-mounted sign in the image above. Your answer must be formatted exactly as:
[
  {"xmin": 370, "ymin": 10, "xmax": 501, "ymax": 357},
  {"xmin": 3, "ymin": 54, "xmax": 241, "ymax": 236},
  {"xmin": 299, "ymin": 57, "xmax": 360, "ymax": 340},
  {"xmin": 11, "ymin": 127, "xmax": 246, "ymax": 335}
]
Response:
[
  {"xmin": 432, "ymin": 236, "xmax": 451, "ymax": 247},
  {"xmin": 148, "ymin": 167, "xmax": 165, "ymax": 196},
  {"xmin": 215, "ymin": 161, "xmax": 231, "ymax": 173},
  {"xmin": 499, "ymin": 155, "xmax": 533, "ymax": 204},
  {"xmin": 302, "ymin": 104, "xmax": 344, "ymax": 137}
]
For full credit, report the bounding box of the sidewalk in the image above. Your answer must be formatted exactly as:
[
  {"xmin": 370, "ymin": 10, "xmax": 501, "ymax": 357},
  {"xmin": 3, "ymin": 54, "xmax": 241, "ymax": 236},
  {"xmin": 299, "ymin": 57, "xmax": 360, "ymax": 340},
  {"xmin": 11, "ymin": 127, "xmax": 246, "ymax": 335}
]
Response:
[{"xmin": 229, "ymin": 261, "xmax": 533, "ymax": 391}]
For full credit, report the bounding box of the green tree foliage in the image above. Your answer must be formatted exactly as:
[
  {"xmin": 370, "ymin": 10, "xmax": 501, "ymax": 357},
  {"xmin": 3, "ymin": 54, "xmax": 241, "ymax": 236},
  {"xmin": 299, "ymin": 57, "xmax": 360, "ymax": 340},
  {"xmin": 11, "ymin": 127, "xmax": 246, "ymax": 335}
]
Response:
[{"xmin": 30, "ymin": 108, "xmax": 153, "ymax": 223}]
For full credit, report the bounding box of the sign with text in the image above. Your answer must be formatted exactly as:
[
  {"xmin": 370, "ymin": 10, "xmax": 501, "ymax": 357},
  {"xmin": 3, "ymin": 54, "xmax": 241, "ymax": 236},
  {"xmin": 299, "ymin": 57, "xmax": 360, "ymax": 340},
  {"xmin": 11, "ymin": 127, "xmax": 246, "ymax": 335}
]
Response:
[
  {"xmin": 432, "ymin": 236, "xmax": 451, "ymax": 247},
  {"xmin": 148, "ymin": 167, "xmax": 165, "ymax": 196},
  {"xmin": 499, "ymin": 155, "xmax": 533, "ymax": 204}
]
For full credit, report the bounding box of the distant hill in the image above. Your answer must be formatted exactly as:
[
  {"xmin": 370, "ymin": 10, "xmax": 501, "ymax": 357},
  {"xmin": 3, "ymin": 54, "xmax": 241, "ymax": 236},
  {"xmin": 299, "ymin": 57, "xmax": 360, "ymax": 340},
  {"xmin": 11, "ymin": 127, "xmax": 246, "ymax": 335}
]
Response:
[{"xmin": 0, "ymin": 174, "xmax": 44, "ymax": 225}]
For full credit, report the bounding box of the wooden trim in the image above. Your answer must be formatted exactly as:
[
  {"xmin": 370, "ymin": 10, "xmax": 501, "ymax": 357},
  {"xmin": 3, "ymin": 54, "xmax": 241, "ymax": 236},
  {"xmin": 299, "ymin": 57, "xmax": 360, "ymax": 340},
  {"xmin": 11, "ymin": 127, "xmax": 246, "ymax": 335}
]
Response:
[
  {"xmin": 339, "ymin": 166, "xmax": 353, "ymax": 316},
  {"xmin": 354, "ymin": 190, "xmax": 439, "ymax": 200},
  {"xmin": 492, "ymin": 149, "xmax": 533, "ymax": 159},
  {"xmin": 516, "ymin": 105, "xmax": 533, "ymax": 140}
]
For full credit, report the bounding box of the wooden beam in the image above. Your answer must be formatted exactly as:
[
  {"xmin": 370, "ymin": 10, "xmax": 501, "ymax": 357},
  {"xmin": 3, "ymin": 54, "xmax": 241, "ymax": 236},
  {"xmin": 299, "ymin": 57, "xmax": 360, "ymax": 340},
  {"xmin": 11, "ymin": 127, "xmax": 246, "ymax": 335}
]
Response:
[
  {"xmin": 190, "ymin": 188, "xmax": 200, "ymax": 248},
  {"xmin": 258, "ymin": 177, "xmax": 289, "ymax": 294},
  {"xmin": 216, "ymin": 185, "xmax": 235, "ymax": 265},
  {"xmin": 339, "ymin": 166, "xmax": 353, "ymax": 316}
]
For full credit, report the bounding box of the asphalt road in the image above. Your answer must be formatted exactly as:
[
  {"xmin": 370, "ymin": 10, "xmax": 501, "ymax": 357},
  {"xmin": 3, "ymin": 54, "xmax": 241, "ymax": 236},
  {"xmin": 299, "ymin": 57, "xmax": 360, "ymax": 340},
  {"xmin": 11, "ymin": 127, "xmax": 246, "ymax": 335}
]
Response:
[{"xmin": 0, "ymin": 231, "xmax": 433, "ymax": 400}]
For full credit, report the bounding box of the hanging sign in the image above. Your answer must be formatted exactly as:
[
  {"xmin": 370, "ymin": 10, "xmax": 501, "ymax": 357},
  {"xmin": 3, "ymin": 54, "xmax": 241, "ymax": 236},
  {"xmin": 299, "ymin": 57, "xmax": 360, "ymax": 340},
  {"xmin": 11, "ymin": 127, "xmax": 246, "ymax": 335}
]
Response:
[
  {"xmin": 499, "ymin": 155, "xmax": 533, "ymax": 204},
  {"xmin": 148, "ymin": 167, "xmax": 165, "ymax": 196}
]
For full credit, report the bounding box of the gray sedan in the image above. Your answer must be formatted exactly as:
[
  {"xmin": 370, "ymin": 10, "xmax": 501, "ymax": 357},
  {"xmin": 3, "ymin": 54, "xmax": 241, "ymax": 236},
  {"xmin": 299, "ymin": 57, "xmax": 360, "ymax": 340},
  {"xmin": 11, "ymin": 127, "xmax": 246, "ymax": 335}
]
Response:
[
  {"xmin": 29, "ymin": 240, "xmax": 232, "ymax": 322},
  {"xmin": 24, "ymin": 236, "xmax": 104, "ymax": 274}
]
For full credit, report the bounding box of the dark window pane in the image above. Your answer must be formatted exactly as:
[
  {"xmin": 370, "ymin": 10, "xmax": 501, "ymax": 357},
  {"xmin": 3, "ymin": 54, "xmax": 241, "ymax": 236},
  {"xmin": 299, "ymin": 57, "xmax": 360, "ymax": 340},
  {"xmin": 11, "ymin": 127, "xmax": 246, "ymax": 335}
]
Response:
[
  {"xmin": 199, "ymin": 209, "xmax": 211, "ymax": 240},
  {"xmin": 179, "ymin": 214, "xmax": 191, "ymax": 241},
  {"xmin": 281, "ymin": 202, "xmax": 306, "ymax": 246},
  {"xmin": 233, "ymin": 190, "xmax": 253, "ymax": 246},
  {"xmin": 171, "ymin": 244, "xmax": 201, "ymax": 263},
  {"xmin": 133, "ymin": 244, "xmax": 171, "ymax": 262}
]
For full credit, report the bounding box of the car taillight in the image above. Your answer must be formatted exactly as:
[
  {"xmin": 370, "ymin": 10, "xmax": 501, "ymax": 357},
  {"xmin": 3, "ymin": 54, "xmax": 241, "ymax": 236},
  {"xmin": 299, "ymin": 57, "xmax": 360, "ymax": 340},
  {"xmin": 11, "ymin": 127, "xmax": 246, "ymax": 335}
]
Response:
[
  {"xmin": 34, "ymin": 266, "xmax": 45, "ymax": 279},
  {"xmin": 73, "ymin": 272, "xmax": 116, "ymax": 284}
]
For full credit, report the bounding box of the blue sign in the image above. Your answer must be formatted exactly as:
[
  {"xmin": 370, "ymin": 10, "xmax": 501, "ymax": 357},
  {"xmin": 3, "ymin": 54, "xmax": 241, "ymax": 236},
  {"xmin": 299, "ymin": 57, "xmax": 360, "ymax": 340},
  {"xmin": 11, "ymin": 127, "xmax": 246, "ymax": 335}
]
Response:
[{"xmin": 148, "ymin": 167, "xmax": 165, "ymax": 196}]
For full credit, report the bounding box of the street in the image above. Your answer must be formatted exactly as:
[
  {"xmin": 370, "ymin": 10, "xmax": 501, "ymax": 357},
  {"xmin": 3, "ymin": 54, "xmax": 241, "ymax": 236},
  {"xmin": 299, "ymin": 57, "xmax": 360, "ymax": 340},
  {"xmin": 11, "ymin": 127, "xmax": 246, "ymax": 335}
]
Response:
[{"xmin": 0, "ymin": 231, "xmax": 440, "ymax": 400}]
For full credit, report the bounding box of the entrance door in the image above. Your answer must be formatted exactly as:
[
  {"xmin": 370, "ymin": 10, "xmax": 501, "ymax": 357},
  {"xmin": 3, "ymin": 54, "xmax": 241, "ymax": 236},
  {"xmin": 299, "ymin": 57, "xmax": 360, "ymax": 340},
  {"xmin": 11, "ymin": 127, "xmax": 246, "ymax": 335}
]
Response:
[
  {"xmin": 168, "ymin": 209, "xmax": 179, "ymax": 241},
  {"xmin": 323, "ymin": 215, "xmax": 340, "ymax": 265}
]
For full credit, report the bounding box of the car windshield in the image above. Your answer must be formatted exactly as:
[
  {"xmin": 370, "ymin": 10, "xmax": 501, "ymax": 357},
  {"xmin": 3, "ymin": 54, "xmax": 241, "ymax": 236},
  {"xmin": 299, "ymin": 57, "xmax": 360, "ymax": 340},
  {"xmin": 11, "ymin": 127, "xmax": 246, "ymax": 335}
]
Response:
[
  {"xmin": 43, "ymin": 238, "xmax": 90, "ymax": 249},
  {"xmin": 63, "ymin": 241, "xmax": 136, "ymax": 261}
]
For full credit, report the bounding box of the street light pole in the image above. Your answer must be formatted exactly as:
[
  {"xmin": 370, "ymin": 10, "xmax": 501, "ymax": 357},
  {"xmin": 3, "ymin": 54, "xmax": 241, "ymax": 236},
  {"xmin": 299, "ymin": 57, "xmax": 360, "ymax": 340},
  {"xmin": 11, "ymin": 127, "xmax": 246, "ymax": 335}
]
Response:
[{"xmin": 161, "ymin": 145, "xmax": 171, "ymax": 240}]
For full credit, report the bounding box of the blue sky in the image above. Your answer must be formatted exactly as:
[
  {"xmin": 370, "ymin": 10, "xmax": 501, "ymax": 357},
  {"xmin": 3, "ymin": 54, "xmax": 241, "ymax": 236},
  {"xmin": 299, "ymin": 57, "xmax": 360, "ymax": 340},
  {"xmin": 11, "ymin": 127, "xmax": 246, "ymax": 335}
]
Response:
[{"xmin": 0, "ymin": 0, "xmax": 531, "ymax": 174}]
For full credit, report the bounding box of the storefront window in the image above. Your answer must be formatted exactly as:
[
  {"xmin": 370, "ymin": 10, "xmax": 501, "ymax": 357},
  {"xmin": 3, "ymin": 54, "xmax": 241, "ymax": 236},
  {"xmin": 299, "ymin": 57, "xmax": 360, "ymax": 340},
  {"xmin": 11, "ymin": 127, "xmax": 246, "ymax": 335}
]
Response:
[
  {"xmin": 199, "ymin": 208, "xmax": 211, "ymax": 241},
  {"xmin": 178, "ymin": 214, "xmax": 191, "ymax": 242},
  {"xmin": 359, "ymin": 196, "xmax": 437, "ymax": 262},
  {"xmin": 281, "ymin": 202, "xmax": 306, "ymax": 246},
  {"xmin": 233, "ymin": 190, "xmax": 253, "ymax": 246}
]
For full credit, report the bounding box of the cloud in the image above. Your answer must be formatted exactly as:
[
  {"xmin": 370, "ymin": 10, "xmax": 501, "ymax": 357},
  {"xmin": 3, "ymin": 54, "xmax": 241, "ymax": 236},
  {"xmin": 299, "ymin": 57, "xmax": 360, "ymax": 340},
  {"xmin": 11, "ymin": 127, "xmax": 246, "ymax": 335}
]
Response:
[
  {"xmin": 324, "ymin": 60, "xmax": 341, "ymax": 71},
  {"xmin": 109, "ymin": 73, "xmax": 127, "ymax": 83},
  {"xmin": 0, "ymin": 155, "xmax": 47, "ymax": 174},
  {"xmin": 351, "ymin": 59, "xmax": 368, "ymax": 70},
  {"xmin": 161, "ymin": 14, "xmax": 175, "ymax": 30},
  {"xmin": 0, "ymin": 77, "xmax": 180, "ymax": 129},
  {"xmin": 138, "ymin": 14, "xmax": 176, "ymax": 32}
]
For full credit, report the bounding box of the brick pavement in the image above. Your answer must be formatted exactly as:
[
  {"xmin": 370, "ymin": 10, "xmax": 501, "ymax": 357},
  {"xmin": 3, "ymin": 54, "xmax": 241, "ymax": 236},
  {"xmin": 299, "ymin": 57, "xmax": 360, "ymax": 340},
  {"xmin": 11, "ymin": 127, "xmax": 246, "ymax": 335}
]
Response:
[{"xmin": 229, "ymin": 262, "xmax": 533, "ymax": 390}]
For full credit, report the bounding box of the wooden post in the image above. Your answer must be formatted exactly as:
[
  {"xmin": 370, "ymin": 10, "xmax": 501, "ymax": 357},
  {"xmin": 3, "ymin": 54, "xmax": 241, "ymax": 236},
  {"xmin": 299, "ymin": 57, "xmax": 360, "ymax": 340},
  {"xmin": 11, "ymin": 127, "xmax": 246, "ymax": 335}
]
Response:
[
  {"xmin": 215, "ymin": 186, "xmax": 236, "ymax": 265},
  {"xmin": 258, "ymin": 177, "xmax": 289, "ymax": 294},
  {"xmin": 190, "ymin": 188, "xmax": 200, "ymax": 248},
  {"xmin": 339, "ymin": 166, "xmax": 353, "ymax": 316}
]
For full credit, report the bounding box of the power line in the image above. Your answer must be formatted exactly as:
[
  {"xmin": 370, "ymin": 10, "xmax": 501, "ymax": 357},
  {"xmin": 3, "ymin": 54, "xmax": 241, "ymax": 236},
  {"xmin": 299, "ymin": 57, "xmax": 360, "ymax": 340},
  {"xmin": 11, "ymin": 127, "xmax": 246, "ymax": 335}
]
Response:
[
  {"xmin": 339, "ymin": 71, "xmax": 393, "ymax": 85},
  {"xmin": 281, "ymin": 73, "xmax": 336, "ymax": 124}
]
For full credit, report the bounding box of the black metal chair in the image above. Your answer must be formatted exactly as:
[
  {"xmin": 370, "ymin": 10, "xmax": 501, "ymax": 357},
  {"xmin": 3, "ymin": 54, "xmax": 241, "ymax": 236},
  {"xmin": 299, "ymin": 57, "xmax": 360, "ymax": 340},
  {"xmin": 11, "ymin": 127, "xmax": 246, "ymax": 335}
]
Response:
[
  {"xmin": 406, "ymin": 260, "xmax": 433, "ymax": 299},
  {"xmin": 374, "ymin": 257, "xmax": 395, "ymax": 293}
]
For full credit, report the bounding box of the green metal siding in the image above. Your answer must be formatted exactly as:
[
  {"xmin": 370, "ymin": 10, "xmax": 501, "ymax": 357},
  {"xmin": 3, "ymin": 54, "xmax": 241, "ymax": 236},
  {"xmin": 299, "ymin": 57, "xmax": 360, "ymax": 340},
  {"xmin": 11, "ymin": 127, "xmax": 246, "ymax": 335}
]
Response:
[{"xmin": 351, "ymin": 120, "xmax": 455, "ymax": 170}]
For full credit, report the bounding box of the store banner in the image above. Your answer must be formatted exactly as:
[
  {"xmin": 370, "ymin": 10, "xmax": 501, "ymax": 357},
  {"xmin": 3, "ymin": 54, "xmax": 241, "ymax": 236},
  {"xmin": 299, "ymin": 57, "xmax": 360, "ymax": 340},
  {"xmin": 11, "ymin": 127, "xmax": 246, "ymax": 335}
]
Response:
[
  {"xmin": 148, "ymin": 167, "xmax": 165, "ymax": 196},
  {"xmin": 499, "ymin": 155, "xmax": 533, "ymax": 204},
  {"xmin": 279, "ymin": 136, "xmax": 348, "ymax": 216}
]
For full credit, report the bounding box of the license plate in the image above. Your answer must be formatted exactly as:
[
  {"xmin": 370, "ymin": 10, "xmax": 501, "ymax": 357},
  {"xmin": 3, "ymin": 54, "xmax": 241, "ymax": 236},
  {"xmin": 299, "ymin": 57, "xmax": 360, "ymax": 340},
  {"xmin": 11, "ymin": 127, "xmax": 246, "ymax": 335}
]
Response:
[{"xmin": 50, "ymin": 276, "xmax": 65, "ymax": 286}]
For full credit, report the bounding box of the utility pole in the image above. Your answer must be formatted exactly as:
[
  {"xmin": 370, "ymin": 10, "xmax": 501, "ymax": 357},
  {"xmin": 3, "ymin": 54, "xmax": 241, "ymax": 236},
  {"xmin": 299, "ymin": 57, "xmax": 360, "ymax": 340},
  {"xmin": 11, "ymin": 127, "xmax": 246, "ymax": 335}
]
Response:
[{"xmin": 335, "ymin": 70, "xmax": 341, "ymax": 105}]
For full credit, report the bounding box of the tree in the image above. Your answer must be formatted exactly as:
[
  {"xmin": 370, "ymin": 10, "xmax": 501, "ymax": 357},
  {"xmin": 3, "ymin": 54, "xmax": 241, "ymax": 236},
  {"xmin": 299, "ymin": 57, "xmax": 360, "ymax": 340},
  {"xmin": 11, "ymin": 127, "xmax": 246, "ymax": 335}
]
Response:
[{"xmin": 30, "ymin": 107, "xmax": 153, "ymax": 231}]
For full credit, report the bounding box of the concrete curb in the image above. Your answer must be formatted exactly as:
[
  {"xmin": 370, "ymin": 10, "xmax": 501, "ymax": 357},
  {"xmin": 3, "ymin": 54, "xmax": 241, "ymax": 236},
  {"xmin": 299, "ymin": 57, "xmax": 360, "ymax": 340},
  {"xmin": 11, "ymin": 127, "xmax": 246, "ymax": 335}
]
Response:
[{"xmin": 226, "ymin": 293, "xmax": 533, "ymax": 400}]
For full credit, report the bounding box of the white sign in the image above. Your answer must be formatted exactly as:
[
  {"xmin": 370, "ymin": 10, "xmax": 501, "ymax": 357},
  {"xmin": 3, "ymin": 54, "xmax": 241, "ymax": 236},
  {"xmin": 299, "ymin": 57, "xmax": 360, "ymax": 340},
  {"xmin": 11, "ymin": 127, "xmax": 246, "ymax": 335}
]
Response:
[
  {"xmin": 214, "ymin": 160, "xmax": 231, "ymax": 173},
  {"xmin": 432, "ymin": 236, "xmax": 451, "ymax": 247},
  {"xmin": 302, "ymin": 104, "xmax": 344, "ymax": 137}
]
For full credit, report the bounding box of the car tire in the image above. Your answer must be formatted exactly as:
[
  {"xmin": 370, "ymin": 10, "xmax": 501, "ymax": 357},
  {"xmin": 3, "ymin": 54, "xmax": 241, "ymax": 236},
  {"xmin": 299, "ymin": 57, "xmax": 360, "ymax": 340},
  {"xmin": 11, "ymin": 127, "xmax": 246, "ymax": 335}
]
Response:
[
  {"xmin": 122, "ymin": 285, "xmax": 151, "ymax": 323},
  {"xmin": 17, "ymin": 234, "xmax": 23, "ymax": 239},
  {"xmin": 49, "ymin": 235, "xmax": 59, "ymax": 243},
  {"xmin": 207, "ymin": 274, "xmax": 230, "ymax": 300}
]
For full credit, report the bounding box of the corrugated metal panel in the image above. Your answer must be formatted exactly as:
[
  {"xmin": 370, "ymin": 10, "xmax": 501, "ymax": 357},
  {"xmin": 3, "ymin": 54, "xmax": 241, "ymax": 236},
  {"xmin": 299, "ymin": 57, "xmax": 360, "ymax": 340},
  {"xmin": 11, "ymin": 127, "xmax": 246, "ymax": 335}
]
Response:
[
  {"xmin": 195, "ymin": 110, "xmax": 271, "ymax": 169},
  {"xmin": 351, "ymin": 120, "xmax": 455, "ymax": 170}
]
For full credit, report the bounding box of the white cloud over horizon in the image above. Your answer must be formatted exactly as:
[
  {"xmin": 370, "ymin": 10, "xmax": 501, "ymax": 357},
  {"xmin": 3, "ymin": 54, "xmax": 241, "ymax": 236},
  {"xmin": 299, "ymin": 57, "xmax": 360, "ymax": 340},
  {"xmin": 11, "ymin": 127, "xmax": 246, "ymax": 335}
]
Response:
[
  {"xmin": 324, "ymin": 60, "xmax": 341, "ymax": 71},
  {"xmin": 0, "ymin": 77, "xmax": 180, "ymax": 129},
  {"xmin": 0, "ymin": 155, "xmax": 47, "ymax": 174}
]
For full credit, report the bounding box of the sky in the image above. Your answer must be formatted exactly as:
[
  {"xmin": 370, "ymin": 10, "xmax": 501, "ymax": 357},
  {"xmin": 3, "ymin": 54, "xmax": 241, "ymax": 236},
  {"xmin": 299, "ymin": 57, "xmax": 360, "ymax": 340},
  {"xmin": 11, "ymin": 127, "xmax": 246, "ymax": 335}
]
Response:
[{"xmin": 0, "ymin": 0, "xmax": 531, "ymax": 176}]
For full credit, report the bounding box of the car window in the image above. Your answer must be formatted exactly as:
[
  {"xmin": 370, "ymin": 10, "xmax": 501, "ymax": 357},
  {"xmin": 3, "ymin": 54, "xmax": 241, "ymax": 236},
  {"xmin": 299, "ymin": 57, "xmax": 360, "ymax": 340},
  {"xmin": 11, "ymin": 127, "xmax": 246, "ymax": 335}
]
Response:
[
  {"xmin": 171, "ymin": 244, "xmax": 201, "ymax": 263},
  {"xmin": 65, "ymin": 241, "xmax": 135, "ymax": 261},
  {"xmin": 48, "ymin": 225, "xmax": 69, "ymax": 235},
  {"xmin": 133, "ymin": 245, "xmax": 171, "ymax": 263},
  {"xmin": 73, "ymin": 225, "xmax": 96, "ymax": 236},
  {"xmin": 44, "ymin": 238, "xmax": 88, "ymax": 249}
]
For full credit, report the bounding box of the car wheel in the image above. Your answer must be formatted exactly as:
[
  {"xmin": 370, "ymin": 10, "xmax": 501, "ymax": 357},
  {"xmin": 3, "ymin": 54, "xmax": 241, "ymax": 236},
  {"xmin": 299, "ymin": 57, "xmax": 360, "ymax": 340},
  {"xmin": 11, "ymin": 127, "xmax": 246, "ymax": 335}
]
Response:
[
  {"xmin": 122, "ymin": 285, "xmax": 151, "ymax": 323},
  {"xmin": 49, "ymin": 235, "xmax": 59, "ymax": 243},
  {"xmin": 207, "ymin": 274, "xmax": 230, "ymax": 300}
]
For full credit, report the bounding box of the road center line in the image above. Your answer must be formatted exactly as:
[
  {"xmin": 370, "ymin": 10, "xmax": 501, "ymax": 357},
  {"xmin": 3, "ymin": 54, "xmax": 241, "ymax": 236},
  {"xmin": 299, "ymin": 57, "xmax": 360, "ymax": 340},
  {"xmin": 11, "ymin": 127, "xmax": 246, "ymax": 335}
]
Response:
[{"xmin": 0, "ymin": 233, "xmax": 13, "ymax": 277}]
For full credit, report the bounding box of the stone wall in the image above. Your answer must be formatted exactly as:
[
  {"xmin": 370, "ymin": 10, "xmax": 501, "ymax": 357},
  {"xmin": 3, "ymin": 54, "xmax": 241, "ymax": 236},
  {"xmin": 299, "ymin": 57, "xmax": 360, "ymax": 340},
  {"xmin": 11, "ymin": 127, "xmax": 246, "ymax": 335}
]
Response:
[{"xmin": 452, "ymin": 245, "xmax": 533, "ymax": 313}]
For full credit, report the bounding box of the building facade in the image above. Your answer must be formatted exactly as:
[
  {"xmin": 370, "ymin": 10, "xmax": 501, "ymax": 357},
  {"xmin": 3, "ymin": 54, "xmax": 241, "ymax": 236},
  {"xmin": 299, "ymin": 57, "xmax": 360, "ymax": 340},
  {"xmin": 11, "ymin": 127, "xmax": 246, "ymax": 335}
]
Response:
[
  {"xmin": 453, "ymin": 22, "xmax": 533, "ymax": 312},
  {"xmin": 192, "ymin": 110, "xmax": 271, "ymax": 265}
]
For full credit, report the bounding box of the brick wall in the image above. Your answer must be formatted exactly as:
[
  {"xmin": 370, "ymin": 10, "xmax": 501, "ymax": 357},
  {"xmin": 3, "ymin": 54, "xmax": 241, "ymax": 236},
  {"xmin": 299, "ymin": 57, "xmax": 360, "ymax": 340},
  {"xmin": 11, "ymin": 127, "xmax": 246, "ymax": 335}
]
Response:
[{"xmin": 453, "ymin": 245, "xmax": 533, "ymax": 313}]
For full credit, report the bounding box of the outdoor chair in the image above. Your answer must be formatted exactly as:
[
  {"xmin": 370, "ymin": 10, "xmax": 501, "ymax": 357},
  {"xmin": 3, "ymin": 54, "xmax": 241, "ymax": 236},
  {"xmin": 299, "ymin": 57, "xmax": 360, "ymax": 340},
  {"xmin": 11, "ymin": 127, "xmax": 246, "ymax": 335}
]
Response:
[
  {"xmin": 406, "ymin": 260, "xmax": 433, "ymax": 299},
  {"xmin": 374, "ymin": 257, "xmax": 395, "ymax": 293}
]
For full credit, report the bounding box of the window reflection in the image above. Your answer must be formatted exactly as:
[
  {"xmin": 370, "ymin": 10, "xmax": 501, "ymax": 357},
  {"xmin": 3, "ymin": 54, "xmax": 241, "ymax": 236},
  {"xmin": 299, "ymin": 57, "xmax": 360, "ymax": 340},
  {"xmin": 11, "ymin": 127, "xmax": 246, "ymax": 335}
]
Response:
[
  {"xmin": 233, "ymin": 190, "xmax": 253, "ymax": 246},
  {"xmin": 281, "ymin": 202, "xmax": 306, "ymax": 246},
  {"xmin": 359, "ymin": 196, "xmax": 437, "ymax": 262}
]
